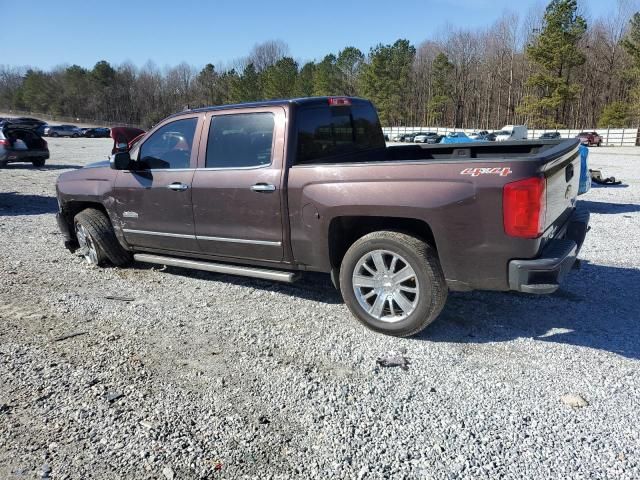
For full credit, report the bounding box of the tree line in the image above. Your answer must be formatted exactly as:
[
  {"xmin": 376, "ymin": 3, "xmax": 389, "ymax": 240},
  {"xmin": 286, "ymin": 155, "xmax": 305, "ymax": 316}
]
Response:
[{"xmin": 2, "ymin": 0, "xmax": 640, "ymax": 130}]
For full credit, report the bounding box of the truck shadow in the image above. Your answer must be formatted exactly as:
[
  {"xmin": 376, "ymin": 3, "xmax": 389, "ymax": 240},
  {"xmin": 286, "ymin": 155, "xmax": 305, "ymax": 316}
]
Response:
[
  {"xmin": 0, "ymin": 192, "xmax": 58, "ymax": 216},
  {"xmin": 421, "ymin": 261, "xmax": 640, "ymax": 361},
  {"xmin": 579, "ymin": 200, "xmax": 640, "ymax": 214}
]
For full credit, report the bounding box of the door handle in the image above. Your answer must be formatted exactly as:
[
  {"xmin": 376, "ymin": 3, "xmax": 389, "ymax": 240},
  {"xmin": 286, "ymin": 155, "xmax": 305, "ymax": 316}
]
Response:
[
  {"xmin": 167, "ymin": 182, "xmax": 189, "ymax": 191},
  {"xmin": 250, "ymin": 183, "xmax": 276, "ymax": 193}
]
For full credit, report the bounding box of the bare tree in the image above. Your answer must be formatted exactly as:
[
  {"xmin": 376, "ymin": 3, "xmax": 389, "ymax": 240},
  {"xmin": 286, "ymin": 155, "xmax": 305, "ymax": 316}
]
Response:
[{"xmin": 247, "ymin": 40, "xmax": 290, "ymax": 72}]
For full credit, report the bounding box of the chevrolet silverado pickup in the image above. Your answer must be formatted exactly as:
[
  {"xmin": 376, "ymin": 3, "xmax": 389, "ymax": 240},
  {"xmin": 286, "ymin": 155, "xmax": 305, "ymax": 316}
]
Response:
[{"xmin": 56, "ymin": 97, "xmax": 589, "ymax": 337}]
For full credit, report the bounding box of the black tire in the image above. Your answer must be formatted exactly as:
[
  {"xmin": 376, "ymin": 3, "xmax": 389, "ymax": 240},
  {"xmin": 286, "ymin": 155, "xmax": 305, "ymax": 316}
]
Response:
[
  {"xmin": 597, "ymin": 141, "xmax": 602, "ymax": 147},
  {"xmin": 32, "ymin": 157, "xmax": 45, "ymax": 167},
  {"xmin": 51, "ymin": 132, "xmax": 59, "ymax": 137},
  {"xmin": 72, "ymin": 133, "xmax": 79, "ymax": 138},
  {"xmin": 339, "ymin": 231, "xmax": 448, "ymax": 337},
  {"xmin": 74, "ymin": 208, "xmax": 132, "ymax": 267}
]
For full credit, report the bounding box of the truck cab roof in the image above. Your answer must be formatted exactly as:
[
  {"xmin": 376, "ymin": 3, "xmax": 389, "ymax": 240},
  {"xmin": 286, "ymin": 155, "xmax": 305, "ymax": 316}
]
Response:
[{"xmin": 174, "ymin": 96, "xmax": 370, "ymax": 117}]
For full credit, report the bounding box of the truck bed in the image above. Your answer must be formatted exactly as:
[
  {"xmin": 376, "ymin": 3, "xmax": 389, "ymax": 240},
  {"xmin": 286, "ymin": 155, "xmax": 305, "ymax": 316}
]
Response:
[{"xmin": 386, "ymin": 139, "xmax": 577, "ymax": 163}]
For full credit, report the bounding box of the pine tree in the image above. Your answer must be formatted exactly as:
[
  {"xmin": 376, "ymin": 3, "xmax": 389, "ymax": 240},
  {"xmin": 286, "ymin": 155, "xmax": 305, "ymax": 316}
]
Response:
[
  {"xmin": 295, "ymin": 62, "xmax": 316, "ymax": 97},
  {"xmin": 427, "ymin": 53, "xmax": 454, "ymax": 125},
  {"xmin": 261, "ymin": 57, "xmax": 298, "ymax": 99},
  {"xmin": 230, "ymin": 63, "xmax": 260, "ymax": 102},
  {"xmin": 359, "ymin": 40, "xmax": 415, "ymax": 125},
  {"xmin": 312, "ymin": 55, "xmax": 341, "ymax": 96},
  {"xmin": 518, "ymin": 0, "xmax": 587, "ymax": 127}
]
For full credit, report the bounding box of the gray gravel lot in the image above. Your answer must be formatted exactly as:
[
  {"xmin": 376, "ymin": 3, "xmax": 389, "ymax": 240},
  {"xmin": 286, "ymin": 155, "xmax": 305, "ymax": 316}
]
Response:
[{"xmin": 1, "ymin": 139, "xmax": 639, "ymax": 479}]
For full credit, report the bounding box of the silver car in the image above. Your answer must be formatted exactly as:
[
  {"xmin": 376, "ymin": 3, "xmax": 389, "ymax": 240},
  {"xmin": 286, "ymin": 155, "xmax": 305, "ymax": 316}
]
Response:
[{"xmin": 44, "ymin": 125, "xmax": 82, "ymax": 137}]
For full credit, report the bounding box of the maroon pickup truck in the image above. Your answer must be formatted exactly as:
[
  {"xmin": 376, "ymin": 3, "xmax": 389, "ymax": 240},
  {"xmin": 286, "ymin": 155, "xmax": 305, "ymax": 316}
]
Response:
[{"xmin": 56, "ymin": 97, "xmax": 589, "ymax": 337}]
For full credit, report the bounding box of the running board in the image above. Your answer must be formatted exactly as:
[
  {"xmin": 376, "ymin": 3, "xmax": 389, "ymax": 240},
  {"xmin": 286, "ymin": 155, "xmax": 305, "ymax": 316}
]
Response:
[{"xmin": 133, "ymin": 254, "xmax": 299, "ymax": 283}]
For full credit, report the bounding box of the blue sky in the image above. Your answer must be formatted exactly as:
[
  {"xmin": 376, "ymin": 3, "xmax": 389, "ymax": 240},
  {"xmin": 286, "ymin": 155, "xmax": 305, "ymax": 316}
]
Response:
[{"xmin": 0, "ymin": 0, "xmax": 613, "ymax": 70}]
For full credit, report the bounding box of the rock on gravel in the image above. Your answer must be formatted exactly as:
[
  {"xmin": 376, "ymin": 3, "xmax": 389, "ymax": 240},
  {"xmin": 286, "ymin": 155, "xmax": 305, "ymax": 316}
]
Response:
[
  {"xmin": 561, "ymin": 394, "xmax": 589, "ymax": 408},
  {"xmin": 0, "ymin": 140, "xmax": 639, "ymax": 479},
  {"xmin": 162, "ymin": 466, "xmax": 175, "ymax": 479}
]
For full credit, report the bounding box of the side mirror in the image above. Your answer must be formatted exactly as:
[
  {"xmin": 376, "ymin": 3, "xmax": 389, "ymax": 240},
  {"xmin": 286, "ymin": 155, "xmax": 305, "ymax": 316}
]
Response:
[{"xmin": 110, "ymin": 151, "xmax": 131, "ymax": 170}]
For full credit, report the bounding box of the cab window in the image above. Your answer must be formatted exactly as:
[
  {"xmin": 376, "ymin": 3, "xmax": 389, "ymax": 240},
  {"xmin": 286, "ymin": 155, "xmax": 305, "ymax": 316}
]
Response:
[
  {"xmin": 138, "ymin": 118, "xmax": 198, "ymax": 169},
  {"xmin": 205, "ymin": 113, "xmax": 274, "ymax": 168}
]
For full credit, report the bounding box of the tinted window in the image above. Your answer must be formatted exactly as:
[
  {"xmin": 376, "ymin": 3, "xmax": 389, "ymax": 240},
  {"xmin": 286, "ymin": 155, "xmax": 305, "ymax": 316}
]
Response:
[
  {"xmin": 205, "ymin": 113, "xmax": 274, "ymax": 168},
  {"xmin": 139, "ymin": 118, "xmax": 197, "ymax": 169},
  {"xmin": 295, "ymin": 103, "xmax": 385, "ymax": 165}
]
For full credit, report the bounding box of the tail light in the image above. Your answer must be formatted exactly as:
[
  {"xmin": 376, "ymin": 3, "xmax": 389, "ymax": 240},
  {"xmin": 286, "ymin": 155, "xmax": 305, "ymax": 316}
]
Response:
[
  {"xmin": 0, "ymin": 139, "xmax": 9, "ymax": 146},
  {"xmin": 328, "ymin": 97, "xmax": 351, "ymax": 106},
  {"xmin": 503, "ymin": 176, "xmax": 546, "ymax": 238}
]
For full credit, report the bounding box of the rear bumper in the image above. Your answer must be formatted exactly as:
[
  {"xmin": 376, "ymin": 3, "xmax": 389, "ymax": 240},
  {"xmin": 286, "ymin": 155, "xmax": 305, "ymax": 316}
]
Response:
[
  {"xmin": 0, "ymin": 149, "xmax": 49, "ymax": 162},
  {"xmin": 508, "ymin": 209, "xmax": 590, "ymax": 294}
]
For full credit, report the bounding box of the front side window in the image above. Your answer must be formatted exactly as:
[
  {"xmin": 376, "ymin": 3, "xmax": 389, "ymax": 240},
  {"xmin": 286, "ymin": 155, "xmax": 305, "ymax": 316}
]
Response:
[
  {"xmin": 206, "ymin": 113, "xmax": 275, "ymax": 168},
  {"xmin": 138, "ymin": 117, "xmax": 198, "ymax": 169}
]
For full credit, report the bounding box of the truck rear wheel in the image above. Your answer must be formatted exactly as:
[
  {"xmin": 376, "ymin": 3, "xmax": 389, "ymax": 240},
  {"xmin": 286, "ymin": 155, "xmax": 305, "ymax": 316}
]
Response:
[
  {"xmin": 339, "ymin": 231, "xmax": 448, "ymax": 337},
  {"xmin": 74, "ymin": 208, "xmax": 131, "ymax": 267}
]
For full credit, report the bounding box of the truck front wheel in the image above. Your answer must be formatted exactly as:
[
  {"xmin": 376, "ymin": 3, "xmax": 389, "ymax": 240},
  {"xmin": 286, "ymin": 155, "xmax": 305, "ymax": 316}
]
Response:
[
  {"xmin": 74, "ymin": 208, "xmax": 131, "ymax": 267},
  {"xmin": 339, "ymin": 231, "xmax": 448, "ymax": 337}
]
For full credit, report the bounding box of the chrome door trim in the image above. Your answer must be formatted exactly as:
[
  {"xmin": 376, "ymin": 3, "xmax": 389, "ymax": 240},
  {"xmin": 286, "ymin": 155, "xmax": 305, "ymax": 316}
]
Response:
[
  {"xmin": 122, "ymin": 228, "xmax": 281, "ymax": 246},
  {"xmin": 123, "ymin": 228, "xmax": 196, "ymax": 239},
  {"xmin": 197, "ymin": 235, "xmax": 281, "ymax": 246}
]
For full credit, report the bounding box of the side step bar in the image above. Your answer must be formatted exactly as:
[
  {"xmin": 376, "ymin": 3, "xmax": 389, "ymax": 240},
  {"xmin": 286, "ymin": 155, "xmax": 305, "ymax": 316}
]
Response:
[{"xmin": 133, "ymin": 253, "xmax": 299, "ymax": 283}]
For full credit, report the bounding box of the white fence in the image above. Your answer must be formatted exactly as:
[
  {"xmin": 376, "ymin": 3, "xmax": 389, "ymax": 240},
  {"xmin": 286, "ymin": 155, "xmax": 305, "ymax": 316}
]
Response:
[{"xmin": 382, "ymin": 126, "xmax": 640, "ymax": 147}]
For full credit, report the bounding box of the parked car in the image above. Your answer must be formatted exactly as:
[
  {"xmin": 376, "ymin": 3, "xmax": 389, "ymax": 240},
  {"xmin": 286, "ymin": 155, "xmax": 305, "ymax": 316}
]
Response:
[
  {"xmin": 55, "ymin": 96, "xmax": 589, "ymax": 337},
  {"xmin": 577, "ymin": 131, "xmax": 602, "ymax": 147},
  {"xmin": 440, "ymin": 132, "xmax": 471, "ymax": 144},
  {"xmin": 399, "ymin": 133, "xmax": 419, "ymax": 142},
  {"xmin": 468, "ymin": 130, "xmax": 489, "ymax": 140},
  {"xmin": 83, "ymin": 127, "xmax": 111, "ymax": 138},
  {"xmin": 0, "ymin": 117, "xmax": 48, "ymax": 136},
  {"xmin": 539, "ymin": 131, "xmax": 561, "ymax": 140},
  {"xmin": 495, "ymin": 125, "xmax": 528, "ymax": 142},
  {"xmin": 45, "ymin": 125, "xmax": 82, "ymax": 137},
  {"xmin": 474, "ymin": 132, "xmax": 497, "ymax": 142},
  {"xmin": 414, "ymin": 132, "xmax": 442, "ymax": 144},
  {"xmin": 391, "ymin": 133, "xmax": 414, "ymax": 142},
  {"xmin": 0, "ymin": 123, "xmax": 49, "ymax": 167},
  {"xmin": 4, "ymin": 117, "xmax": 47, "ymax": 130}
]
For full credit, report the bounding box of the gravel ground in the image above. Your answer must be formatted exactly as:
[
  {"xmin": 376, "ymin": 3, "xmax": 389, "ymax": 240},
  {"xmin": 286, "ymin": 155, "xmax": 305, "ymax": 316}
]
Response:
[{"xmin": 1, "ymin": 139, "xmax": 639, "ymax": 479}]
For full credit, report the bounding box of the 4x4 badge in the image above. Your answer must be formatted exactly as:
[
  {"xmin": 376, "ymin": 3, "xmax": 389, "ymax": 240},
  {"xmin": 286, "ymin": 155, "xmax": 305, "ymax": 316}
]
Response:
[{"xmin": 460, "ymin": 167, "xmax": 512, "ymax": 177}]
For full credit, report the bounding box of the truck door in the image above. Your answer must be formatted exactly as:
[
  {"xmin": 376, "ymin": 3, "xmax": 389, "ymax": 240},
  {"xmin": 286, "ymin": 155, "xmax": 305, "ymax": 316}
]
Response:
[
  {"xmin": 114, "ymin": 116, "xmax": 203, "ymax": 253},
  {"xmin": 191, "ymin": 107, "xmax": 286, "ymax": 262}
]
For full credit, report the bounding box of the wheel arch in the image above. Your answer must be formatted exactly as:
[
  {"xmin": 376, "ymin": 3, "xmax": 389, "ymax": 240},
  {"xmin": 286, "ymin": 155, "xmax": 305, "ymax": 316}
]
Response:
[
  {"xmin": 328, "ymin": 216, "xmax": 438, "ymax": 272},
  {"xmin": 60, "ymin": 201, "xmax": 111, "ymax": 242}
]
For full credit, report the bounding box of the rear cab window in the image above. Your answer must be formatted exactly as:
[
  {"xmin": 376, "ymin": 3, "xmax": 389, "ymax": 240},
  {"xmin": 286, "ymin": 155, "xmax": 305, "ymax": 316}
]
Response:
[
  {"xmin": 295, "ymin": 101, "xmax": 385, "ymax": 165},
  {"xmin": 205, "ymin": 113, "xmax": 275, "ymax": 168}
]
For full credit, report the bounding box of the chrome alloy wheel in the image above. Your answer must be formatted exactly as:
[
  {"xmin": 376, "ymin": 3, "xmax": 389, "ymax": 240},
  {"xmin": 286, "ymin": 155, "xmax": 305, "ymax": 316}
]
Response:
[
  {"xmin": 75, "ymin": 223, "xmax": 98, "ymax": 265},
  {"xmin": 352, "ymin": 249, "xmax": 420, "ymax": 323}
]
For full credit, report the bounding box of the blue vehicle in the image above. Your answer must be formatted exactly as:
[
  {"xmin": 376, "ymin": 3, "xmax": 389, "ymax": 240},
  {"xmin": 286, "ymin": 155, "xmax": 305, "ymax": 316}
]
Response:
[
  {"xmin": 440, "ymin": 132, "xmax": 471, "ymax": 144},
  {"xmin": 578, "ymin": 144, "xmax": 590, "ymax": 195}
]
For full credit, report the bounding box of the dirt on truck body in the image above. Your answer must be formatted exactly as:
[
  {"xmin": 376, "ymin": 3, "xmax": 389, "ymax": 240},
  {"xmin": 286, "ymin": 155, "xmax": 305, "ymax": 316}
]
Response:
[{"xmin": 55, "ymin": 96, "xmax": 589, "ymax": 336}]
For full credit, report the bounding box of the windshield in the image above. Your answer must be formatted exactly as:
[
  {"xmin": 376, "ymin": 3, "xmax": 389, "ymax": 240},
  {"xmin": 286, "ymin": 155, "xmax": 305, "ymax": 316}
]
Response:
[{"xmin": 496, "ymin": 130, "xmax": 511, "ymax": 136}]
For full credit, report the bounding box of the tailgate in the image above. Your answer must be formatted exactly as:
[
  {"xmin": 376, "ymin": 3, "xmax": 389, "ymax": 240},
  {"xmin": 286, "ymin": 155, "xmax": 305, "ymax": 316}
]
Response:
[{"xmin": 540, "ymin": 140, "xmax": 581, "ymax": 234}]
